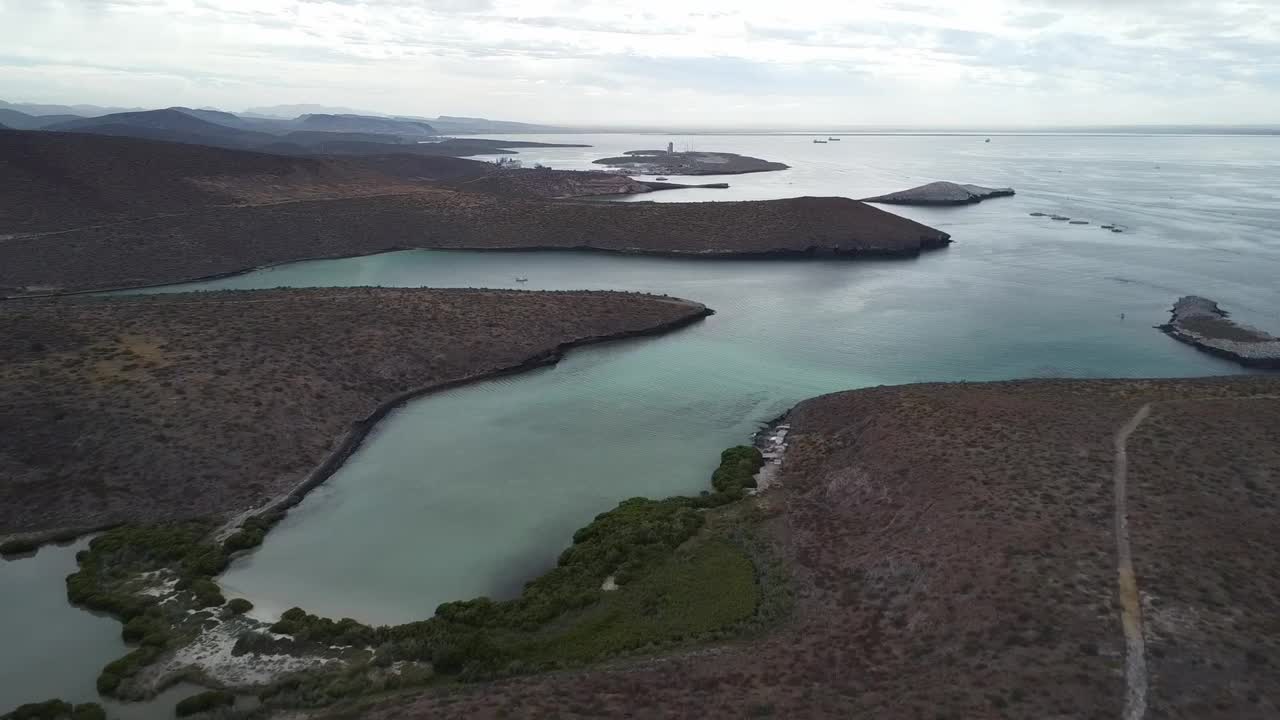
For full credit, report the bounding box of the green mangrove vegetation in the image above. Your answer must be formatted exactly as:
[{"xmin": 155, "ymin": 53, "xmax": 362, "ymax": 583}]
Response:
[
  {"xmin": 53, "ymin": 444, "xmax": 786, "ymax": 711},
  {"xmin": 174, "ymin": 690, "xmax": 235, "ymax": 717},
  {"xmin": 227, "ymin": 598, "xmax": 254, "ymax": 615},
  {"xmin": 251, "ymin": 443, "xmax": 785, "ymax": 706},
  {"xmin": 63, "ymin": 521, "xmax": 234, "ymax": 698},
  {"xmin": 0, "ymin": 538, "xmax": 40, "ymax": 556},
  {"xmin": 711, "ymin": 445, "xmax": 766, "ymax": 495},
  {"xmin": 0, "ymin": 700, "xmax": 105, "ymax": 720}
]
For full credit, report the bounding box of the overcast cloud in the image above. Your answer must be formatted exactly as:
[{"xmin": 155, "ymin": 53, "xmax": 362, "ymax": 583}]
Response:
[{"xmin": 0, "ymin": 0, "xmax": 1276, "ymax": 126}]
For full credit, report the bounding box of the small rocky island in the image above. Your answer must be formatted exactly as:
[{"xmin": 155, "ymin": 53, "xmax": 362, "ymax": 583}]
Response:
[
  {"xmin": 1160, "ymin": 296, "xmax": 1280, "ymax": 368},
  {"xmin": 863, "ymin": 181, "xmax": 1015, "ymax": 205},
  {"xmin": 592, "ymin": 150, "xmax": 789, "ymax": 175}
]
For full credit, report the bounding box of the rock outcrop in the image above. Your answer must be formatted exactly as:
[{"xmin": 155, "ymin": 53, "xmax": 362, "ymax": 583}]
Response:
[
  {"xmin": 1160, "ymin": 296, "xmax": 1280, "ymax": 369},
  {"xmin": 863, "ymin": 181, "xmax": 1015, "ymax": 206},
  {"xmin": 592, "ymin": 150, "xmax": 789, "ymax": 176}
]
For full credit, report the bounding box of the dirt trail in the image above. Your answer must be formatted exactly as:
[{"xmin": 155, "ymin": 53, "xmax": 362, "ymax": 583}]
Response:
[
  {"xmin": 1113, "ymin": 403, "xmax": 1151, "ymax": 720},
  {"xmin": 1111, "ymin": 392, "xmax": 1279, "ymax": 720}
]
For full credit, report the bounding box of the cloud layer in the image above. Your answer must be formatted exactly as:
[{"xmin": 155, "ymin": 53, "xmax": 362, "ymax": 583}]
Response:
[{"xmin": 1, "ymin": 0, "xmax": 1276, "ymax": 126}]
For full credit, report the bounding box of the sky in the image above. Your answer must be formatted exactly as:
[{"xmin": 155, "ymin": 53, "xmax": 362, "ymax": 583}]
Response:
[{"xmin": 0, "ymin": 0, "xmax": 1277, "ymax": 128}]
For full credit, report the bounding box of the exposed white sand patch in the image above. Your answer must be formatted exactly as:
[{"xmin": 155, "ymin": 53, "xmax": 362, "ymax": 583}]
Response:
[
  {"xmin": 149, "ymin": 617, "xmax": 337, "ymax": 689},
  {"xmin": 135, "ymin": 570, "xmax": 179, "ymax": 598}
]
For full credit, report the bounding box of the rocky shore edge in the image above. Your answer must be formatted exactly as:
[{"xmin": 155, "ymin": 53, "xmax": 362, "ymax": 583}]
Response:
[
  {"xmin": 3, "ymin": 237, "xmax": 951, "ymax": 300},
  {"xmin": 214, "ymin": 295, "xmax": 714, "ymax": 538},
  {"xmin": 863, "ymin": 181, "xmax": 1015, "ymax": 206},
  {"xmin": 0, "ymin": 294, "xmax": 714, "ymax": 555},
  {"xmin": 1159, "ymin": 295, "xmax": 1280, "ymax": 369}
]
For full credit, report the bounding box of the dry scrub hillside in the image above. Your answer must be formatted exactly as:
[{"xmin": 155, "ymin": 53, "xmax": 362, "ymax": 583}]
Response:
[
  {"xmin": 1, "ymin": 192, "xmax": 950, "ymax": 294},
  {"xmin": 363, "ymin": 377, "xmax": 1280, "ymax": 719},
  {"xmin": 0, "ymin": 130, "xmax": 422, "ymax": 233},
  {"xmin": 1127, "ymin": 397, "xmax": 1280, "ymax": 717},
  {"xmin": 0, "ymin": 288, "xmax": 709, "ymax": 535}
]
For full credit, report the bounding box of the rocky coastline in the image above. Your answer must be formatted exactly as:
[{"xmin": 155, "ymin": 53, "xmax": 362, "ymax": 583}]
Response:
[
  {"xmin": 0, "ymin": 288, "xmax": 715, "ymax": 536},
  {"xmin": 1159, "ymin": 295, "xmax": 1280, "ymax": 368},
  {"xmin": 1, "ymin": 194, "xmax": 951, "ymax": 295},
  {"xmin": 213, "ymin": 299, "xmax": 714, "ymax": 539},
  {"xmin": 591, "ymin": 150, "xmax": 789, "ymax": 175},
  {"xmin": 863, "ymin": 181, "xmax": 1015, "ymax": 205}
]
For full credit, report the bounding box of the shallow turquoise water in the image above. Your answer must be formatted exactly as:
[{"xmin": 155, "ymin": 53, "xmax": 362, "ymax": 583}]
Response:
[
  {"xmin": 199, "ymin": 246, "xmax": 1272, "ymax": 626},
  {"xmin": 2, "ymin": 134, "xmax": 1277, "ymax": 708},
  {"xmin": 185, "ymin": 135, "xmax": 1278, "ymax": 624},
  {"xmin": 197, "ymin": 134, "xmax": 1277, "ymax": 624},
  {"xmin": 0, "ymin": 543, "xmax": 216, "ymax": 717}
]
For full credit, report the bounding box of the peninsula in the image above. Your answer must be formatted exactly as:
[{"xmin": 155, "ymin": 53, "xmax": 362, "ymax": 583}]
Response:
[
  {"xmin": 863, "ymin": 181, "xmax": 1015, "ymax": 205},
  {"xmin": 591, "ymin": 150, "xmax": 789, "ymax": 175},
  {"xmin": 0, "ymin": 288, "xmax": 711, "ymax": 536},
  {"xmin": 1160, "ymin": 295, "xmax": 1280, "ymax": 368},
  {"xmin": 366, "ymin": 376, "xmax": 1280, "ymax": 719},
  {"xmin": 451, "ymin": 168, "xmax": 728, "ymax": 199},
  {"xmin": 0, "ymin": 131, "xmax": 950, "ymax": 294}
]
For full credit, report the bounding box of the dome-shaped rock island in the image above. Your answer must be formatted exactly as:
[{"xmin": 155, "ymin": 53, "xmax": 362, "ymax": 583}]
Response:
[{"xmin": 863, "ymin": 181, "xmax": 1015, "ymax": 206}]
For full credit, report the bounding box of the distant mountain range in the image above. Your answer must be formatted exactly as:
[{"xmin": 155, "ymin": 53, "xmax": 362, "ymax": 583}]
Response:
[
  {"xmin": 0, "ymin": 100, "xmax": 147, "ymax": 117},
  {"xmin": 10, "ymin": 99, "xmax": 1270, "ymax": 143},
  {"xmin": 0, "ymin": 99, "xmax": 586, "ymax": 161},
  {"xmin": 1, "ymin": 102, "xmax": 591, "ymax": 174},
  {"xmin": 244, "ymin": 105, "xmax": 565, "ymax": 133}
]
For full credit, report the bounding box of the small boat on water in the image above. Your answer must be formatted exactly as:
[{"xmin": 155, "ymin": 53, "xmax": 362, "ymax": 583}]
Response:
[
  {"xmin": 828, "ymin": 137, "xmax": 840, "ymax": 141},
  {"xmin": 655, "ymin": 177, "xmax": 668, "ymax": 181},
  {"xmin": 514, "ymin": 277, "xmax": 528, "ymax": 283},
  {"xmin": 813, "ymin": 139, "xmax": 827, "ymax": 144}
]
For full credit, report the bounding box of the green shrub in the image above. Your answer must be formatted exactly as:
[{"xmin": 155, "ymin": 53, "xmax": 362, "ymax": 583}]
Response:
[
  {"xmin": 223, "ymin": 529, "xmax": 264, "ymax": 554},
  {"xmin": 189, "ymin": 579, "xmax": 226, "ymax": 608},
  {"xmin": 269, "ymin": 608, "xmax": 377, "ymax": 647},
  {"xmin": 70, "ymin": 705, "xmax": 106, "ymax": 720},
  {"xmin": 2, "ymin": 699, "xmax": 71, "ymax": 720},
  {"xmin": 710, "ymin": 446, "xmax": 764, "ymax": 494},
  {"xmin": 121, "ymin": 615, "xmax": 169, "ymax": 645},
  {"xmin": 226, "ymin": 598, "xmax": 253, "ymax": 614},
  {"xmin": 430, "ymin": 631, "xmax": 500, "ymax": 675},
  {"xmin": 95, "ymin": 672, "xmax": 120, "ymax": 695},
  {"xmin": 2, "ymin": 696, "xmax": 104, "ymax": 717},
  {"xmin": 0, "ymin": 538, "xmax": 38, "ymax": 556},
  {"xmin": 174, "ymin": 690, "xmax": 235, "ymax": 717},
  {"xmin": 0, "ymin": 699, "xmax": 106, "ymax": 720},
  {"xmin": 530, "ymin": 538, "xmax": 758, "ymax": 664}
]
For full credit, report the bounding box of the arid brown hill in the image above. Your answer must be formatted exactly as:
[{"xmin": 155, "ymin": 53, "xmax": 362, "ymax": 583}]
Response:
[
  {"xmin": 0, "ymin": 131, "xmax": 950, "ymax": 294},
  {"xmin": 0, "ymin": 129, "xmax": 421, "ymax": 233},
  {"xmin": 1, "ymin": 191, "xmax": 950, "ymax": 293},
  {"xmin": 0, "ymin": 288, "xmax": 710, "ymax": 536},
  {"xmin": 363, "ymin": 377, "xmax": 1280, "ymax": 719}
]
